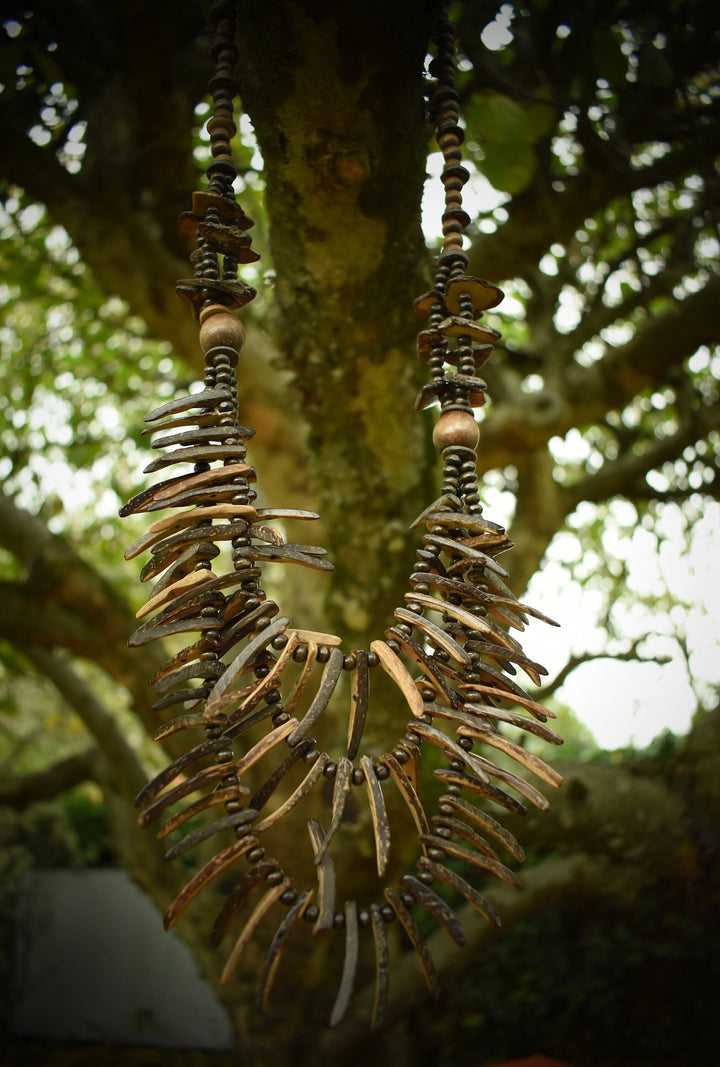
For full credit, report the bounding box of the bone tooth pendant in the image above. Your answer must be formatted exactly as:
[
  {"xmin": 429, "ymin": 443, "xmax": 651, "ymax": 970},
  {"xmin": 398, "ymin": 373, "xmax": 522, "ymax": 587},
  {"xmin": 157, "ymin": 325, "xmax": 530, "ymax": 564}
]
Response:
[
  {"xmin": 383, "ymin": 887, "xmax": 440, "ymax": 1000},
  {"xmin": 329, "ymin": 900, "xmax": 359, "ymax": 1028}
]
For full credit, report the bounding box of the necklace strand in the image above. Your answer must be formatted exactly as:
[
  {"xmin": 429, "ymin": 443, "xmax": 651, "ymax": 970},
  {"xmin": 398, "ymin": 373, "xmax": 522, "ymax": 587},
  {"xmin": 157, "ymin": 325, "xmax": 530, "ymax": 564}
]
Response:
[{"xmin": 122, "ymin": 0, "xmax": 561, "ymax": 1027}]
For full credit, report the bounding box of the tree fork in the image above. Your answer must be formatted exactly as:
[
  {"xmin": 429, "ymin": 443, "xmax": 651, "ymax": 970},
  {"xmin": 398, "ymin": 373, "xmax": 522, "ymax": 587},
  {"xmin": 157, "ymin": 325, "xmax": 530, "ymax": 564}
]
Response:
[{"xmin": 234, "ymin": 0, "xmax": 443, "ymax": 644}]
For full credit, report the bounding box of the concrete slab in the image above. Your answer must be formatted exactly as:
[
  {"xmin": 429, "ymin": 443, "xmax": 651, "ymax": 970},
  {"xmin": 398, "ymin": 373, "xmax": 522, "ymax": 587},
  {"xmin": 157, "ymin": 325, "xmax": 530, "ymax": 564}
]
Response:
[{"xmin": 11, "ymin": 869, "xmax": 233, "ymax": 1050}]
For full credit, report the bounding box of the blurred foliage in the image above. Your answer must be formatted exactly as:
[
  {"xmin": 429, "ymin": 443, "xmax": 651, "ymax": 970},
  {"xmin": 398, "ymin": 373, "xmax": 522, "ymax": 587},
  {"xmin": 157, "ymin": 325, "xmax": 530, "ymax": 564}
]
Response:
[
  {"xmin": 0, "ymin": 191, "xmax": 181, "ymax": 551},
  {"xmin": 414, "ymin": 896, "xmax": 720, "ymax": 1066}
]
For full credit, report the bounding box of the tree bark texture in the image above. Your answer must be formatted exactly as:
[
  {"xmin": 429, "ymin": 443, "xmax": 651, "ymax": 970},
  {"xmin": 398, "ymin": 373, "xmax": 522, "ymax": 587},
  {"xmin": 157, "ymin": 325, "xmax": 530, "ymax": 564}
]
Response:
[{"xmin": 234, "ymin": 0, "xmax": 443, "ymax": 643}]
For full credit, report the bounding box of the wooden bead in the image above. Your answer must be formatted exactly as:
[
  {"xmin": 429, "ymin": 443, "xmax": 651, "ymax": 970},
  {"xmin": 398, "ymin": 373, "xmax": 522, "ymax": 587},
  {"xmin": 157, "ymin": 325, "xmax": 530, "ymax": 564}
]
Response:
[
  {"xmin": 207, "ymin": 116, "xmax": 236, "ymax": 137},
  {"xmin": 198, "ymin": 305, "xmax": 246, "ymax": 352},
  {"xmin": 432, "ymin": 410, "xmax": 479, "ymax": 452}
]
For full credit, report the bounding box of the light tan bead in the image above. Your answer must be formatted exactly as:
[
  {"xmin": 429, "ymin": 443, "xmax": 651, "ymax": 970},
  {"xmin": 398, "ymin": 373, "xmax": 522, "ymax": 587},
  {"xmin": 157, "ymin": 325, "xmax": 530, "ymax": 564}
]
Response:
[
  {"xmin": 198, "ymin": 305, "xmax": 246, "ymax": 352},
  {"xmin": 432, "ymin": 409, "xmax": 479, "ymax": 452}
]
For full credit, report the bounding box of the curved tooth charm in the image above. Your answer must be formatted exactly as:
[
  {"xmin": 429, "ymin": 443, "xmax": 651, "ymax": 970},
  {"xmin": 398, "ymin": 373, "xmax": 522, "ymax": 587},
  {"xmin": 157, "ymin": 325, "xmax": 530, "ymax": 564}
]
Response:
[
  {"xmin": 163, "ymin": 835, "xmax": 263, "ymax": 932},
  {"xmin": 370, "ymin": 639, "xmax": 425, "ymax": 719},
  {"xmin": 221, "ymin": 879, "xmax": 290, "ymax": 986},
  {"xmin": 329, "ymin": 901, "xmax": 360, "ymax": 1028},
  {"xmin": 379, "ymin": 751, "xmax": 431, "ymax": 839},
  {"xmin": 256, "ymin": 890, "xmax": 315, "ymax": 1010},
  {"xmin": 287, "ymin": 647, "xmax": 344, "ymax": 743},
  {"xmin": 369, "ymin": 903, "xmax": 390, "ymax": 1032},
  {"xmin": 315, "ymin": 756, "xmax": 353, "ymax": 861},
  {"xmin": 399, "ymin": 874, "xmax": 465, "ymax": 946},
  {"xmin": 253, "ymin": 752, "xmax": 329, "ymax": 833},
  {"xmin": 347, "ymin": 649, "xmax": 370, "ymax": 759},
  {"xmin": 308, "ymin": 820, "xmax": 336, "ymax": 934},
  {"xmin": 384, "ymin": 887, "xmax": 440, "ymax": 1001},
  {"xmin": 360, "ymin": 755, "xmax": 391, "ymax": 878}
]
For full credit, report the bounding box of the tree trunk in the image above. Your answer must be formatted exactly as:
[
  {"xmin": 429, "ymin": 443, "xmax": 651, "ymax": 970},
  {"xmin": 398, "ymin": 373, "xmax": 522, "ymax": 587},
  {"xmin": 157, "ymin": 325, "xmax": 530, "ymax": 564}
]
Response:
[{"xmin": 234, "ymin": 0, "xmax": 443, "ymax": 645}]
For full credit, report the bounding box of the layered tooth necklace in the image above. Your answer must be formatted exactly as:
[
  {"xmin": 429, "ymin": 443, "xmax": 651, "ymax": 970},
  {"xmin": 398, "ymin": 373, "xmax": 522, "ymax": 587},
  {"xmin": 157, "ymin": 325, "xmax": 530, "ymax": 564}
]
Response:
[{"xmin": 122, "ymin": 0, "xmax": 562, "ymax": 1030}]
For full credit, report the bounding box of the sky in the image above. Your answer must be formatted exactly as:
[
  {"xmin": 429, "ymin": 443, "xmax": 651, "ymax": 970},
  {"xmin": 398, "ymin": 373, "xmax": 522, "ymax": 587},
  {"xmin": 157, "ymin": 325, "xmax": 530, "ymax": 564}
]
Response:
[{"xmin": 522, "ymin": 503, "xmax": 720, "ymax": 749}]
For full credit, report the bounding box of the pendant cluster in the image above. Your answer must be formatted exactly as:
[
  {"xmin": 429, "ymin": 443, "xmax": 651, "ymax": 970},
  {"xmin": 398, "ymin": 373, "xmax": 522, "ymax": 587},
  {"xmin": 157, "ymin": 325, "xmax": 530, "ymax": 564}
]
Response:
[{"xmin": 122, "ymin": 1, "xmax": 562, "ymax": 1030}]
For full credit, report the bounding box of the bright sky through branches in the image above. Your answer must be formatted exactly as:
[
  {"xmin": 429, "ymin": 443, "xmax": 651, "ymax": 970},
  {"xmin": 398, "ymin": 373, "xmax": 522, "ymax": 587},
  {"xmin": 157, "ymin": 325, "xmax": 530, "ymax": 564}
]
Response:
[{"xmin": 422, "ymin": 166, "xmax": 720, "ymax": 751}]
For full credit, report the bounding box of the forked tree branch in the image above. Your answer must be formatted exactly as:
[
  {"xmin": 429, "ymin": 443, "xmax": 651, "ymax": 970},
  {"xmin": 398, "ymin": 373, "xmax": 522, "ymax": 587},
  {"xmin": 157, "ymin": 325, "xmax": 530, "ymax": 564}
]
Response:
[
  {"xmin": 566, "ymin": 399, "xmax": 720, "ymax": 508},
  {"xmin": 538, "ymin": 640, "xmax": 673, "ymax": 701},
  {"xmin": 477, "ymin": 275, "xmax": 720, "ymax": 473}
]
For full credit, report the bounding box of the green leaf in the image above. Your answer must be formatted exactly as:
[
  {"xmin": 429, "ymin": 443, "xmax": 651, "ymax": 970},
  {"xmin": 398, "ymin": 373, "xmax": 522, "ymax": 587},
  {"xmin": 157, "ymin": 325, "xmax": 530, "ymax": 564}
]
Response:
[{"xmin": 466, "ymin": 90, "xmax": 556, "ymax": 195}]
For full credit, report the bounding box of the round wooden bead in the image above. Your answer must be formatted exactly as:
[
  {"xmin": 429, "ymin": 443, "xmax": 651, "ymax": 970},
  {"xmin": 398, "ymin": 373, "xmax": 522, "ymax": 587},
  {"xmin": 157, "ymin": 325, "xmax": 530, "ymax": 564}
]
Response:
[
  {"xmin": 198, "ymin": 305, "xmax": 246, "ymax": 352},
  {"xmin": 432, "ymin": 409, "xmax": 479, "ymax": 452}
]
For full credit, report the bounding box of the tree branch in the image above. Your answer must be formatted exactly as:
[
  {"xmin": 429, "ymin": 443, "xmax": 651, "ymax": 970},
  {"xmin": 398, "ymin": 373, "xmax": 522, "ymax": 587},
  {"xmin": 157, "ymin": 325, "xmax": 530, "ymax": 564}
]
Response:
[
  {"xmin": 478, "ymin": 275, "xmax": 720, "ymax": 472},
  {"xmin": 0, "ymin": 492, "xmax": 165, "ymax": 737},
  {"xmin": 566, "ymin": 396, "xmax": 720, "ymax": 508},
  {"xmin": 506, "ymin": 449, "xmax": 566, "ymax": 596},
  {"xmin": 468, "ymin": 110, "xmax": 720, "ymax": 284},
  {"xmin": 545, "ymin": 196, "xmax": 712, "ymax": 369},
  {"xmin": 539, "ymin": 641, "xmax": 672, "ymax": 701},
  {"xmin": 0, "ymin": 747, "xmax": 99, "ymax": 809},
  {"xmin": 22, "ymin": 645, "xmax": 147, "ymax": 801}
]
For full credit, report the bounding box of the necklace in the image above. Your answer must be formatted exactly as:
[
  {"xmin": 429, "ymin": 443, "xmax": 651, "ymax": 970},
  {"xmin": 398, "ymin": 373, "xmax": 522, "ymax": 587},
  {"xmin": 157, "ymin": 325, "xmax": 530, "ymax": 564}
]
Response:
[{"xmin": 122, "ymin": 0, "xmax": 562, "ymax": 1030}]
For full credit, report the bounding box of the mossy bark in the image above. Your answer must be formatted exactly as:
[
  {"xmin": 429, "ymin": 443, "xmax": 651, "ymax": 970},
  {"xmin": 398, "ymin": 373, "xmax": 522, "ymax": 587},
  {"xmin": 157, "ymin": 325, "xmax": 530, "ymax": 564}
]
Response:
[{"xmin": 235, "ymin": 0, "xmax": 442, "ymax": 645}]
